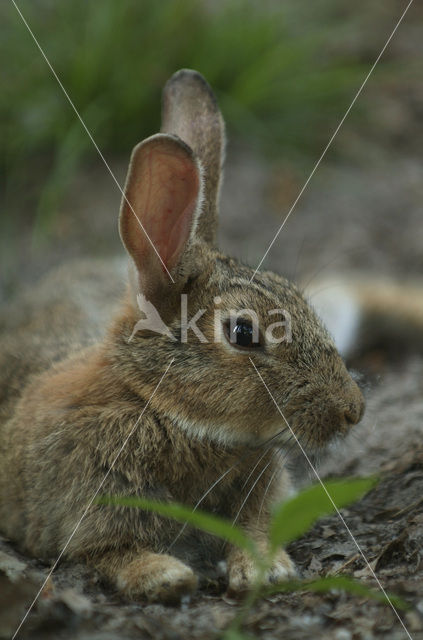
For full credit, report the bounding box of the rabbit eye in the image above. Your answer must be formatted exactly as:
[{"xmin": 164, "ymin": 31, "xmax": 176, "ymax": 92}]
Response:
[{"xmin": 224, "ymin": 319, "xmax": 261, "ymax": 349}]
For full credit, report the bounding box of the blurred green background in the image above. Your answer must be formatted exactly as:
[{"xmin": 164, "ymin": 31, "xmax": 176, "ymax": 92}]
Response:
[{"xmin": 1, "ymin": 0, "xmax": 421, "ymax": 298}]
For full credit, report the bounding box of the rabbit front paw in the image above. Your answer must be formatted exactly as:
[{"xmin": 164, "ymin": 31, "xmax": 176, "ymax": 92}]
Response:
[
  {"xmin": 227, "ymin": 548, "xmax": 297, "ymax": 594},
  {"xmin": 117, "ymin": 552, "xmax": 198, "ymax": 603}
]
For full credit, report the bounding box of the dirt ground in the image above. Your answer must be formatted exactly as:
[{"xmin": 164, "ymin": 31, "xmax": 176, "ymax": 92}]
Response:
[
  {"xmin": 1, "ymin": 437, "xmax": 423, "ymax": 640},
  {"xmin": 1, "ymin": 23, "xmax": 423, "ymax": 637},
  {"xmin": 1, "ymin": 373, "xmax": 423, "ymax": 640}
]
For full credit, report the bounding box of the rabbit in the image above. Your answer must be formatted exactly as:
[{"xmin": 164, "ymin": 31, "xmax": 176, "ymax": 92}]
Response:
[{"xmin": 0, "ymin": 69, "xmax": 365, "ymax": 604}]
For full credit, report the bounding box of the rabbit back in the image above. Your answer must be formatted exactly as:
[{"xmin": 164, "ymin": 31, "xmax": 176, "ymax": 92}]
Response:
[{"xmin": 0, "ymin": 257, "xmax": 126, "ymax": 418}]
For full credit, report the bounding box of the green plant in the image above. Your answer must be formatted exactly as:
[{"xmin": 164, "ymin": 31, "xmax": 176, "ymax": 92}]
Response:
[
  {"xmin": 98, "ymin": 476, "xmax": 406, "ymax": 639},
  {"xmin": 3, "ymin": 0, "xmax": 369, "ymax": 237}
]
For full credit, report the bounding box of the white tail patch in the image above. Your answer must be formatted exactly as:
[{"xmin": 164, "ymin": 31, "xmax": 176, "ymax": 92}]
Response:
[{"xmin": 308, "ymin": 281, "xmax": 361, "ymax": 357}]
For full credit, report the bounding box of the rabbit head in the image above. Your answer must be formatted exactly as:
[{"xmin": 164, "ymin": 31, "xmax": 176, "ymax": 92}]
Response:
[{"xmin": 114, "ymin": 69, "xmax": 364, "ymax": 453}]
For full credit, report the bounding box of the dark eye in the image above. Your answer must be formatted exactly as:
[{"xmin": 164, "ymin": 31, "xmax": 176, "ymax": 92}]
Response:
[{"xmin": 224, "ymin": 319, "xmax": 261, "ymax": 349}]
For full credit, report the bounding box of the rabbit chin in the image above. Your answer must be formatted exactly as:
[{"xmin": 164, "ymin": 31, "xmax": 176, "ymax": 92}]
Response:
[
  {"xmin": 166, "ymin": 413, "xmax": 261, "ymax": 448},
  {"xmin": 166, "ymin": 412, "xmax": 299, "ymax": 450}
]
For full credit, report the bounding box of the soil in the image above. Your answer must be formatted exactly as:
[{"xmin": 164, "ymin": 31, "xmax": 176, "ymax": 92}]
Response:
[{"xmin": 2, "ymin": 399, "xmax": 423, "ymax": 640}]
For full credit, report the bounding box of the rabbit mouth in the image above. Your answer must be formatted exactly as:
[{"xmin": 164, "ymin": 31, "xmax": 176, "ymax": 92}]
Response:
[
  {"xmin": 279, "ymin": 431, "xmax": 338, "ymax": 471},
  {"xmin": 270, "ymin": 417, "xmax": 353, "ymax": 459}
]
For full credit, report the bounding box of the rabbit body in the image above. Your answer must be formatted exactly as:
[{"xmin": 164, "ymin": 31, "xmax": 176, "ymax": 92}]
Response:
[
  {"xmin": 0, "ymin": 70, "xmax": 364, "ymax": 602},
  {"xmin": 0, "ymin": 255, "xmax": 297, "ymax": 601}
]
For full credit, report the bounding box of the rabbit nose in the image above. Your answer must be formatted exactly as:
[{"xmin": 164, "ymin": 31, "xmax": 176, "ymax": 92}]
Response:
[
  {"xmin": 343, "ymin": 386, "xmax": 365, "ymax": 426},
  {"xmin": 344, "ymin": 401, "xmax": 364, "ymax": 425}
]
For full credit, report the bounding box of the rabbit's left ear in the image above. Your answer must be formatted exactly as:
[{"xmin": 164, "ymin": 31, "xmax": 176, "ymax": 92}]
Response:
[
  {"xmin": 161, "ymin": 69, "xmax": 225, "ymax": 247},
  {"xmin": 119, "ymin": 133, "xmax": 203, "ymax": 314}
]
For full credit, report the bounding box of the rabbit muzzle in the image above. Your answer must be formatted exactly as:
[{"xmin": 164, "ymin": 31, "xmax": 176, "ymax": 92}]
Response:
[{"xmin": 282, "ymin": 372, "xmax": 365, "ymax": 449}]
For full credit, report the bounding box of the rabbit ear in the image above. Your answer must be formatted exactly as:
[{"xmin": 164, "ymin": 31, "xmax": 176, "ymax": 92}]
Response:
[
  {"xmin": 119, "ymin": 133, "xmax": 202, "ymax": 312},
  {"xmin": 161, "ymin": 69, "xmax": 225, "ymax": 247}
]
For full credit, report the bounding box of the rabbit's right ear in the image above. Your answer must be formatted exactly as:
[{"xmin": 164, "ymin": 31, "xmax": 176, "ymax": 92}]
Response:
[{"xmin": 119, "ymin": 133, "xmax": 202, "ymax": 315}]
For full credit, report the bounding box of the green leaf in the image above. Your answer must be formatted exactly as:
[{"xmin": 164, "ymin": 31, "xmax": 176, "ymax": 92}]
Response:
[
  {"xmin": 264, "ymin": 575, "xmax": 408, "ymax": 610},
  {"xmin": 270, "ymin": 477, "xmax": 377, "ymax": 549},
  {"xmin": 96, "ymin": 495, "xmax": 259, "ymax": 562}
]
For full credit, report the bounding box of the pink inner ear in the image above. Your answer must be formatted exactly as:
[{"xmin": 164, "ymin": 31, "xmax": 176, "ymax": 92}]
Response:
[
  {"xmin": 143, "ymin": 148, "xmax": 199, "ymax": 270},
  {"xmin": 123, "ymin": 141, "xmax": 200, "ymax": 275}
]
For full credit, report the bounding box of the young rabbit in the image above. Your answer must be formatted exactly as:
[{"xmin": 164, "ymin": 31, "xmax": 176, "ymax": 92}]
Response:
[{"xmin": 0, "ymin": 69, "xmax": 364, "ymax": 603}]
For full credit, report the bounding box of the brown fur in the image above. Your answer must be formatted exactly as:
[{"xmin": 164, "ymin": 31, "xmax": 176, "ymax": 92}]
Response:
[{"xmin": 0, "ymin": 70, "xmax": 364, "ymax": 602}]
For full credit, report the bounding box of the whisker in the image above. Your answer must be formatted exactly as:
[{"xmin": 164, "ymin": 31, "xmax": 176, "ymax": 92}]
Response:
[
  {"xmin": 231, "ymin": 457, "xmax": 273, "ymax": 530},
  {"xmin": 258, "ymin": 427, "xmax": 290, "ymax": 449},
  {"xmin": 257, "ymin": 429, "xmax": 306, "ymax": 522},
  {"xmin": 257, "ymin": 451, "xmax": 283, "ymax": 524},
  {"xmin": 241, "ymin": 445, "xmax": 272, "ymax": 491},
  {"xmin": 288, "ymin": 430, "xmax": 311, "ymax": 462},
  {"xmin": 293, "ymin": 433, "xmax": 317, "ymax": 481},
  {"xmin": 306, "ymin": 282, "xmax": 346, "ymax": 302},
  {"xmin": 300, "ymin": 246, "xmax": 367, "ymax": 296},
  {"xmin": 166, "ymin": 461, "xmax": 241, "ymax": 552}
]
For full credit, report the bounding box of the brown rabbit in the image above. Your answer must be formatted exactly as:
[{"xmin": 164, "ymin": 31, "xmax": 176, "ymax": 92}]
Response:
[{"xmin": 0, "ymin": 69, "xmax": 364, "ymax": 603}]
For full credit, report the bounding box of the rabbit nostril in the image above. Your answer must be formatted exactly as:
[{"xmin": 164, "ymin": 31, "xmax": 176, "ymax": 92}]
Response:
[
  {"xmin": 344, "ymin": 399, "xmax": 365, "ymax": 426},
  {"xmin": 345, "ymin": 410, "xmax": 357, "ymax": 426}
]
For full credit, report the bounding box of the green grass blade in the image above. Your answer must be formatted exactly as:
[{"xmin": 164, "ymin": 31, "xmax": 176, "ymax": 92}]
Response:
[
  {"xmin": 263, "ymin": 575, "xmax": 408, "ymax": 609},
  {"xmin": 96, "ymin": 495, "xmax": 259, "ymax": 561},
  {"xmin": 270, "ymin": 477, "xmax": 377, "ymax": 549}
]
